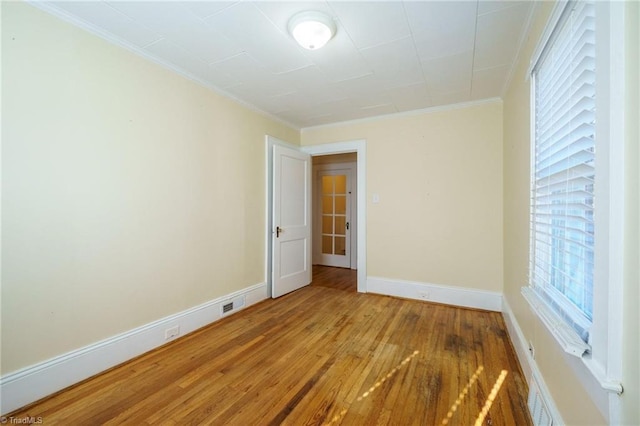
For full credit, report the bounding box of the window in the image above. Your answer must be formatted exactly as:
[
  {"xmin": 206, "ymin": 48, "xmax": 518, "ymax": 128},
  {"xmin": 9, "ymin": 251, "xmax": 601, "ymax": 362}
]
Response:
[
  {"xmin": 529, "ymin": 0, "xmax": 595, "ymax": 347},
  {"xmin": 523, "ymin": 0, "xmax": 626, "ymax": 417}
]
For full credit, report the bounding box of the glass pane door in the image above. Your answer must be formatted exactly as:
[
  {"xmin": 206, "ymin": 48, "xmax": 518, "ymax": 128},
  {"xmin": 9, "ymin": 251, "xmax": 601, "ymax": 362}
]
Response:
[{"xmin": 321, "ymin": 174, "xmax": 348, "ymax": 257}]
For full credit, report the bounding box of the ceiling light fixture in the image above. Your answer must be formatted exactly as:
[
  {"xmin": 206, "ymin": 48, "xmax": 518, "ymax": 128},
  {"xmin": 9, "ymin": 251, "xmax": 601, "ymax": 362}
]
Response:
[{"xmin": 288, "ymin": 11, "xmax": 336, "ymax": 50}]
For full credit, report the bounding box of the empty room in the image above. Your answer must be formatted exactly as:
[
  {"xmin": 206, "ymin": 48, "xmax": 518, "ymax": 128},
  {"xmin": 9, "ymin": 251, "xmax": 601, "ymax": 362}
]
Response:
[{"xmin": 2, "ymin": 1, "xmax": 638, "ymax": 425}]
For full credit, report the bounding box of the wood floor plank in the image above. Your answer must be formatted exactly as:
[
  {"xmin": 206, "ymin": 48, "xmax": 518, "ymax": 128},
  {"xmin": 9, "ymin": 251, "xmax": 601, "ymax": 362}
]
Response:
[{"xmin": 9, "ymin": 267, "xmax": 532, "ymax": 425}]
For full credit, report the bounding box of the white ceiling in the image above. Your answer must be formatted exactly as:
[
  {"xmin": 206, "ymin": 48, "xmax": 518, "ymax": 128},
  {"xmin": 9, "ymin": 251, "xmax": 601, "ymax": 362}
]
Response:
[{"xmin": 38, "ymin": 1, "xmax": 534, "ymax": 128}]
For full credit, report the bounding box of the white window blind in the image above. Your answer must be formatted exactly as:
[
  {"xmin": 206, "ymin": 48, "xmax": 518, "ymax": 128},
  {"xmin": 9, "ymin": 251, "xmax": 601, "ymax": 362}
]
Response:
[{"xmin": 530, "ymin": 0, "xmax": 595, "ymax": 342}]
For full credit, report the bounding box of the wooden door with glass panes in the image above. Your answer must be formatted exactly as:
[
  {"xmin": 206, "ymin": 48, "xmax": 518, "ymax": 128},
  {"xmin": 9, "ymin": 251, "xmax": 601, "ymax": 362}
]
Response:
[{"xmin": 318, "ymin": 170, "xmax": 351, "ymax": 268}]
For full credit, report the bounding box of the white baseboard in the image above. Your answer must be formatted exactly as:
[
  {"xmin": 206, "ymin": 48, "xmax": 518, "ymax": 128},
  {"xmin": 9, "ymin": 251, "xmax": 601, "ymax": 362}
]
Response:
[
  {"xmin": 367, "ymin": 276, "xmax": 502, "ymax": 311},
  {"xmin": 501, "ymin": 297, "xmax": 535, "ymax": 380},
  {"xmin": 502, "ymin": 297, "xmax": 564, "ymax": 425},
  {"xmin": 0, "ymin": 282, "xmax": 268, "ymax": 415}
]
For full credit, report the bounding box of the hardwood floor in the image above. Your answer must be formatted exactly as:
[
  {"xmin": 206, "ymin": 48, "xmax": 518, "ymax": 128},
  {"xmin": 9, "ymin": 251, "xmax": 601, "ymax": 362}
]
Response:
[
  {"xmin": 9, "ymin": 270, "xmax": 531, "ymax": 425},
  {"xmin": 311, "ymin": 265, "xmax": 357, "ymax": 292}
]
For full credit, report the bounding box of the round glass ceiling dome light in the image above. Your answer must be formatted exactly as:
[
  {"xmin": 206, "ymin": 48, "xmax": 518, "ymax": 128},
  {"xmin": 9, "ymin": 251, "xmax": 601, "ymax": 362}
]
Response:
[{"xmin": 288, "ymin": 11, "xmax": 336, "ymax": 50}]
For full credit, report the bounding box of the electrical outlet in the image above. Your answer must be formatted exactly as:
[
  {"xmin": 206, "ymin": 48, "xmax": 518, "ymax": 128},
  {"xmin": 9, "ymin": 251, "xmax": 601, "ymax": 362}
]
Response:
[
  {"xmin": 165, "ymin": 325, "xmax": 180, "ymax": 341},
  {"xmin": 418, "ymin": 291, "xmax": 430, "ymax": 300}
]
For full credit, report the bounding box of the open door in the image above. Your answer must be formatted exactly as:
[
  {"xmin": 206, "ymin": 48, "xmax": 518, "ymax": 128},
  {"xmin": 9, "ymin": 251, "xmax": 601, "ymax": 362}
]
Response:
[{"xmin": 272, "ymin": 144, "xmax": 311, "ymax": 298}]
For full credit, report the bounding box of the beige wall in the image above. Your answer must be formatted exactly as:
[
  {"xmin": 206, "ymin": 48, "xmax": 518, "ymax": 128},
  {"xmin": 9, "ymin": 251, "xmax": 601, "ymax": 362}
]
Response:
[
  {"xmin": 503, "ymin": 2, "xmax": 639, "ymax": 425},
  {"xmin": 1, "ymin": 2, "xmax": 299, "ymax": 373},
  {"xmin": 302, "ymin": 101, "xmax": 504, "ymax": 292}
]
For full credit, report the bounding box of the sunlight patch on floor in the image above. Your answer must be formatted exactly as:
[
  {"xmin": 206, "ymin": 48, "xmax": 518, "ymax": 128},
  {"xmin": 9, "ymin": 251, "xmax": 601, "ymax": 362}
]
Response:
[
  {"xmin": 441, "ymin": 365, "xmax": 484, "ymax": 425},
  {"xmin": 474, "ymin": 370, "xmax": 508, "ymax": 426},
  {"xmin": 325, "ymin": 350, "xmax": 420, "ymax": 425}
]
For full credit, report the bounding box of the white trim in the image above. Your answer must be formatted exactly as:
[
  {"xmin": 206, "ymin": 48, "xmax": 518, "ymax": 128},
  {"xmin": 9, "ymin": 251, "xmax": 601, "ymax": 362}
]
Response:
[
  {"xmin": 302, "ymin": 140, "xmax": 367, "ymax": 293},
  {"xmin": 366, "ymin": 276, "xmax": 502, "ymax": 312},
  {"xmin": 300, "ymin": 98, "xmax": 502, "ymax": 133},
  {"xmin": 0, "ymin": 282, "xmax": 268, "ymax": 415},
  {"xmin": 501, "ymin": 298, "xmax": 534, "ymax": 380},
  {"xmin": 521, "ymin": 287, "xmax": 592, "ymax": 358},
  {"xmin": 598, "ymin": 3, "xmax": 626, "ymax": 423},
  {"xmin": 502, "ymin": 298, "xmax": 565, "ymax": 426},
  {"xmin": 506, "ymin": 289, "xmax": 619, "ymax": 421},
  {"xmin": 520, "ymin": 288, "xmax": 624, "ymax": 396},
  {"xmin": 515, "ymin": 289, "xmax": 614, "ymax": 421},
  {"xmin": 27, "ymin": 1, "xmax": 300, "ymax": 131}
]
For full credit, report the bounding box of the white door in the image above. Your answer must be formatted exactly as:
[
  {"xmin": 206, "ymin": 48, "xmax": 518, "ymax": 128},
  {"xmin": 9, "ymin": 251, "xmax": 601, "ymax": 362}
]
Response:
[
  {"xmin": 317, "ymin": 170, "xmax": 351, "ymax": 268},
  {"xmin": 272, "ymin": 145, "xmax": 311, "ymax": 298}
]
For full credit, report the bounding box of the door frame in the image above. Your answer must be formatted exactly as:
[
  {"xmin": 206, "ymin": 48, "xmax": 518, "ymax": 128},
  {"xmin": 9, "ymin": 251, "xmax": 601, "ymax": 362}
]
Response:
[
  {"xmin": 265, "ymin": 137, "xmax": 367, "ymax": 294},
  {"xmin": 302, "ymin": 140, "xmax": 367, "ymax": 293}
]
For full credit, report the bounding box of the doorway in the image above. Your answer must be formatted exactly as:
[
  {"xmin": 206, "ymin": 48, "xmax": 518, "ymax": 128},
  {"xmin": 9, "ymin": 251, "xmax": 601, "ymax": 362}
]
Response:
[
  {"xmin": 302, "ymin": 140, "xmax": 367, "ymax": 293},
  {"xmin": 312, "ymin": 155, "xmax": 357, "ymax": 269},
  {"xmin": 265, "ymin": 137, "xmax": 367, "ymax": 296}
]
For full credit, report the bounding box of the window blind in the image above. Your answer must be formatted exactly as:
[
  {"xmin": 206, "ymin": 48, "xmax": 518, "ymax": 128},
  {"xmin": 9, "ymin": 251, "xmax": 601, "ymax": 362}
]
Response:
[{"xmin": 530, "ymin": 0, "xmax": 595, "ymax": 341}]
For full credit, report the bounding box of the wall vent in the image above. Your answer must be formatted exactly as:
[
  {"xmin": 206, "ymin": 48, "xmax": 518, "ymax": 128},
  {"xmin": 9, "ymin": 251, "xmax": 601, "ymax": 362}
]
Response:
[
  {"xmin": 220, "ymin": 295, "xmax": 246, "ymax": 316},
  {"xmin": 528, "ymin": 374, "xmax": 554, "ymax": 426}
]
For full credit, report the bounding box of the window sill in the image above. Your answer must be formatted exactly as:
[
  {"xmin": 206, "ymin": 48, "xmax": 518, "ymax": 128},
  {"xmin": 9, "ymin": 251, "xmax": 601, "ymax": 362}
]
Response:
[
  {"xmin": 521, "ymin": 286, "xmax": 623, "ymax": 395},
  {"xmin": 521, "ymin": 287, "xmax": 591, "ymax": 357}
]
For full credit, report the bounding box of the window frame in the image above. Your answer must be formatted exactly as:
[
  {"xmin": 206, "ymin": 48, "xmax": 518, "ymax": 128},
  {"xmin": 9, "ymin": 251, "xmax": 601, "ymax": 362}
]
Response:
[
  {"xmin": 528, "ymin": 0, "xmax": 596, "ymax": 349},
  {"xmin": 523, "ymin": 0, "xmax": 625, "ymax": 422}
]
